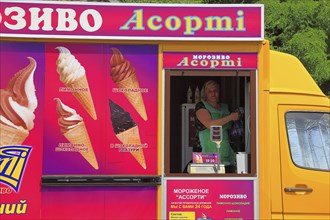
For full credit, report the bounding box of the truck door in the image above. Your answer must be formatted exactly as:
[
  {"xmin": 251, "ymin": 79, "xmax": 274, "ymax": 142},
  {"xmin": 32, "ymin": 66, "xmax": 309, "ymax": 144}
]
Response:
[{"xmin": 278, "ymin": 105, "xmax": 330, "ymax": 219}]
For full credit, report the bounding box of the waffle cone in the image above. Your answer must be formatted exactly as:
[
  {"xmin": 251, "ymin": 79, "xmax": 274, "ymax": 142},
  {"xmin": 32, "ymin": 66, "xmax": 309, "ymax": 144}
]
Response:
[
  {"xmin": 0, "ymin": 123, "xmax": 29, "ymax": 147},
  {"xmin": 117, "ymin": 74, "xmax": 147, "ymax": 121},
  {"xmin": 66, "ymin": 75, "xmax": 97, "ymax": 120},
  {"xmin": 63, "ymin": 122, "xmax": 99, "ymax": 170},
  {"xmin": 116, "ymin": 126, "xmax": 146, "ymax": 169}
]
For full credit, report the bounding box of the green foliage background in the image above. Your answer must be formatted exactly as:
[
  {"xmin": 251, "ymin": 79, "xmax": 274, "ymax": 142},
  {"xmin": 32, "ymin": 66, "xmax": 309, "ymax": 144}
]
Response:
[
  {"xmin": 257, "ymin": 0, "xmax": 330, "ymax": 96},
  {"xmin": 97, "ymin": 0, "xmax": 330, "ymax": 96}
]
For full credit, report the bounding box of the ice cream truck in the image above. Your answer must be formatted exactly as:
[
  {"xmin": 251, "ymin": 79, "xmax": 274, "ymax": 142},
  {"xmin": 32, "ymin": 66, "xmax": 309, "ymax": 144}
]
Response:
[{"xmin": 0, "ymin": 1, "xmax": 329, "ymax": 220}]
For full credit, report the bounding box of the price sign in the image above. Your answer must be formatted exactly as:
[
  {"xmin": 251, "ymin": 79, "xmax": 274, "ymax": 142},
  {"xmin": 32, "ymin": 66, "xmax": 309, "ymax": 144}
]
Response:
[{"xmin": 210, "ymin": 126, "xmax": 222, "ymax": 143}]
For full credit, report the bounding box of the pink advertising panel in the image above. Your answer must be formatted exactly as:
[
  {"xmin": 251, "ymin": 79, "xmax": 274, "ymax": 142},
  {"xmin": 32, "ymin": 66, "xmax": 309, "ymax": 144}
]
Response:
[
  {"xmin": 0, "ymin": 41, "xmax": 158, "ymax": 219},
  {"xmin": 166, "ymin": 179, "xmax": 254, "ymax": 219},
  {"xmin": 0, "ymin": 1, "xmax": 263, "ymax": 40},
  {"xmin": 163, "ymin": 52, "xmax": 258, "ymax": 69},
  {"xmin": 0, "ymin": 42, "xmax": 45, "ymax": 219},
  {"xmin": 43, "ymin": 43, "xmax": 158, "ymax": 175}
]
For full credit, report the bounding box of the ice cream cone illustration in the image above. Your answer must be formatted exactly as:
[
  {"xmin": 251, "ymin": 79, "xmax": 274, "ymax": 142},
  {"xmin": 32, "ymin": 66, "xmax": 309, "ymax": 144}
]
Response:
[
  {"xmin": 0, "ymin": 122, "xmax": 29, "ymax": 146},
  {"xmin": 110, "ymin": 48, "xmax": 147, "ymax": 121},
  {"xmin": 55, "ymin": 98, "xmax": 98, "ymax": 170},
  {"xmin": 109, "ymin": 100, "xmax": 146, "ymax": 169},
  {"xmin": 0, "ymin": 57, "xmax": 37, "ymax": 146},
  {"xmin": 56, "ymin": 47, "xmax": 97, "ymax": 120}
]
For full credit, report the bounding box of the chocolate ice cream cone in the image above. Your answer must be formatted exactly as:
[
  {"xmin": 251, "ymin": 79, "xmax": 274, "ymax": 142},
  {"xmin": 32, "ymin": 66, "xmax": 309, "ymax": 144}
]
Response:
[
  {"xmin": 110, "ymin": 48, "xmax": 147, "ymax": 121},
  {"xmin": 116, "ymin": 74, "xmax": 147, "ymax": 121},
  {"xmin": 116, "ymin": 126, "xmax": 146, "ymax": 169}
]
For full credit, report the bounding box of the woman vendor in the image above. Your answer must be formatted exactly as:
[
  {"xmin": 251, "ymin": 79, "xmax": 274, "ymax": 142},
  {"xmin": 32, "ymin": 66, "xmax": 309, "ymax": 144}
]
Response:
[{"xmin": 195, "ymin": 80, "xmax": 240, "ymax": 173}]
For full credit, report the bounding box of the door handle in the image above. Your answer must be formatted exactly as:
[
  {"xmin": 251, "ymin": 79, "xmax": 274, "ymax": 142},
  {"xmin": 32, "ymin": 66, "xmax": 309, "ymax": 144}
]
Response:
[{"xmin": 284, "ymin": 187, "xmax": 313, "ymax": 193}]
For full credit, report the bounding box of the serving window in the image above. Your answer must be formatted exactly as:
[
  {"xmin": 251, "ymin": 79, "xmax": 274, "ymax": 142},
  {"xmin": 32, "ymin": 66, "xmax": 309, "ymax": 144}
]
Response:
[{"xmin": 164, "ymin": 69, "xmax": 256, "ymax": 176}]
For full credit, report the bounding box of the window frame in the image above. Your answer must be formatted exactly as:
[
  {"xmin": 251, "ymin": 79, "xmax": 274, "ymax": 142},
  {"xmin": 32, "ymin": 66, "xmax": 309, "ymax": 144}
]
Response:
[
  {"xmin": 164, "ymin": 69, "xmax": 257, "ymax": 177},
  {"xmin": 284, "ymin": 110, "xmax": 330, "ymax": 172}
]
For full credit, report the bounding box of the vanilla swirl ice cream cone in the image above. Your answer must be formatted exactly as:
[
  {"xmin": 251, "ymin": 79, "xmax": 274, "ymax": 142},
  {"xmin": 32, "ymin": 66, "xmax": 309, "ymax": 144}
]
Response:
[
  {"xmin": 0, "ymin": 57, "xmax": 37, "ymax": 146},
  {"xmin": 109, "ymin": 99, "xmax": 146, "ymax": 169},
  {"xmin": 110, "ymin": 48, "xmax": 147, "ymax": 121},
  {"xmin": 56, "ymin": 47, "xmax": 97, "ymax": 120},
  {"xmin": 55, "ymin": 98, "xmax": 98, "ymax": 170}
]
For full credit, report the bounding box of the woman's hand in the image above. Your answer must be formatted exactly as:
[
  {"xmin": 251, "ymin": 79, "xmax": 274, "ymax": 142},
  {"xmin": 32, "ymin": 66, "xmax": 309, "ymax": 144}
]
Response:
[{"xmin": 230, "ymin": 112, "xmax": 240, "ymax": 121}]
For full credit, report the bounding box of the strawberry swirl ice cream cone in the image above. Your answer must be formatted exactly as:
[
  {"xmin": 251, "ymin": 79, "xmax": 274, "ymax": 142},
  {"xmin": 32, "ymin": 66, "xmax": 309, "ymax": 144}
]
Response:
[
  {"xmin": 55, "ymin": 98, "xmax": 99, "ymax": 170},
  {"xmin": 0, "ymin": 57, "xmax": 37, "ymax": 146}
]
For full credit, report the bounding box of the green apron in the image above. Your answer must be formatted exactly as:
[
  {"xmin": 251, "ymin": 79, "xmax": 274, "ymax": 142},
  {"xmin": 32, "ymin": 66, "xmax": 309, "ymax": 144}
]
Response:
[{"xmin": 198, "ymin": 101, "xmax": 235, "ymax": 165}]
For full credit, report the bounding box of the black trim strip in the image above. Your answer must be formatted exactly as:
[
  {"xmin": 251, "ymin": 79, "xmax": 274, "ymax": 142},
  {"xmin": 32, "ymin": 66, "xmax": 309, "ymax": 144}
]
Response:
[{"xmin": 41, "ymin": 175, "xmax": 161, "ymax": 186}]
